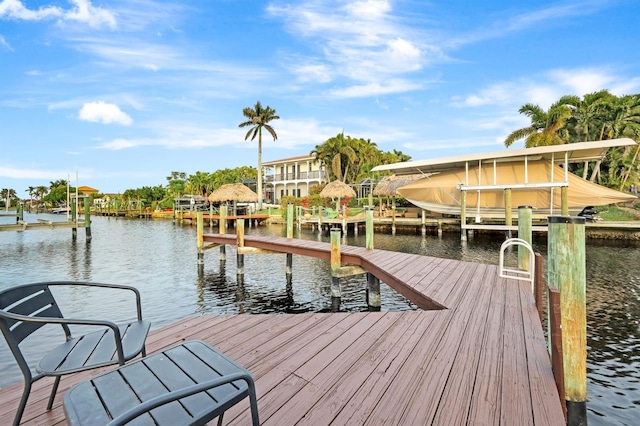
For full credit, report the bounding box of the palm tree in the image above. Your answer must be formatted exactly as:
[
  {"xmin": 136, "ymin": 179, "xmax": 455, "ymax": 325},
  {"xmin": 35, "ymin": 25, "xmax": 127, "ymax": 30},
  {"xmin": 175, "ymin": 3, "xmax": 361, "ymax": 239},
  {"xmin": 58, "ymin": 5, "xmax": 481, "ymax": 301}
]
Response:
[
  {"xmin": 1, "ymin": 188, "xmax": 17, "ymax": 211},
  {"xmin": 565, "ymin": 90, "xmax": 615, "ymax": 142},
  {"xmin": 311, "ymin": 132, "xmax": 358, "ymax": 182},
  {"xmin": 25, "ymin": 186, "xmax": 35, "ymax": 212},
  {"xmin": 504, "ymin": 97, "xmax": 574, "ymax": 148},
  {"xmin": 239, "ymin": 101, "xmax": 280, "ymax": 210}
]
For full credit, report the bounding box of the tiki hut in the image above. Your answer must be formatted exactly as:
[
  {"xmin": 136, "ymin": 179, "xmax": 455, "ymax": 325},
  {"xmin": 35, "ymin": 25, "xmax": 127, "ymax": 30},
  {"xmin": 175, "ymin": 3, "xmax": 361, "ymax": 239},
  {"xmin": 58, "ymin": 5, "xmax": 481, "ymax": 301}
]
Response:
[
  {"xmin": 373, "ymin": 174, "xmax": 424, "ymax": 216},
  {"xmin": 208, "ymin": 183, "xmax": 258, "ymax": 215},
  {"xmin": 319, "ymin": 180, "xmax": 356, "ymax": 214}
]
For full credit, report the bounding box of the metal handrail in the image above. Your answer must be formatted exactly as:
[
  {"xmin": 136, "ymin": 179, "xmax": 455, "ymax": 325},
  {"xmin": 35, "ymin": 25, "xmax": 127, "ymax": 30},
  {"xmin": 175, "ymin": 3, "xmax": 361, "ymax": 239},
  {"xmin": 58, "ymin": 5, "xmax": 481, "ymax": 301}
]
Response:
[{"xmin": 499, "ymin": 238, "xmax": 535, "ymax": 293}]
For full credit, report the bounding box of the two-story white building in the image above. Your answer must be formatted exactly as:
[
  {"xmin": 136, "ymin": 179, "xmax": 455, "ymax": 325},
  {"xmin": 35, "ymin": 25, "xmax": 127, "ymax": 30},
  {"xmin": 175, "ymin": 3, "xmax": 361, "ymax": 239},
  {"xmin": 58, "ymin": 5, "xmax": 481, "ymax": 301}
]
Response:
[{"xmin": 262, "ymin": 154, "xmax": 327, "ymax": 203}]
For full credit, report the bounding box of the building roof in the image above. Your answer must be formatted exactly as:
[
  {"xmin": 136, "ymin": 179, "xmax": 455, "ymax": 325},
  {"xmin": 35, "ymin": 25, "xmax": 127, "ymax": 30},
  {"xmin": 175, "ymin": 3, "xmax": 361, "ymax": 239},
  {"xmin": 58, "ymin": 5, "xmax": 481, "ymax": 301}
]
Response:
[
  {"xmin": 262, "ymin": 154, "xmax": 317, "ymax": 166},
  {"xmin": 371, "ymin": 138, "xmax": 637, "ymax": 175}
]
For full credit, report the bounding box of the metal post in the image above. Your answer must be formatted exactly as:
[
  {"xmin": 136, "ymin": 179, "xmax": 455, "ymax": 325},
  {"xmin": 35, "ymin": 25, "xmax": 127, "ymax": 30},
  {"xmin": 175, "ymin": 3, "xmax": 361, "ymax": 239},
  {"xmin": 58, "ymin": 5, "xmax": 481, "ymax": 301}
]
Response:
[
  {"xmin": 548, "ymin": 216, "xmax": 586, "ymax": 425},
  {"xmin": 518, "ymin": 205, "xmax": 532, "ymax": 270}
]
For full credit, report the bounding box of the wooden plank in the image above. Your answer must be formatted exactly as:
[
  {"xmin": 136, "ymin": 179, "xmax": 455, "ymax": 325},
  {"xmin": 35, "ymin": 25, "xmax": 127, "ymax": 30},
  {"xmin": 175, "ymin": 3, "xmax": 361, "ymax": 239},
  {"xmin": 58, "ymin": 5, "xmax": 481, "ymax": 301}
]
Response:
[{"xmin": 500, "ymin": 276, "xmax": 534, "ymax": 425}]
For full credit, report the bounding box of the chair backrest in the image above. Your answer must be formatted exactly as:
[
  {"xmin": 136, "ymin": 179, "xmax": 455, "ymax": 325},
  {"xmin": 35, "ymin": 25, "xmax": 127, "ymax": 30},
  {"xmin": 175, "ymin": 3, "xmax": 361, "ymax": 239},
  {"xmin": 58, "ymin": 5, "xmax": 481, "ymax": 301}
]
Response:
[{"xmin": 0, "ymin": 283, "xmax": 67, "ymax": 354}]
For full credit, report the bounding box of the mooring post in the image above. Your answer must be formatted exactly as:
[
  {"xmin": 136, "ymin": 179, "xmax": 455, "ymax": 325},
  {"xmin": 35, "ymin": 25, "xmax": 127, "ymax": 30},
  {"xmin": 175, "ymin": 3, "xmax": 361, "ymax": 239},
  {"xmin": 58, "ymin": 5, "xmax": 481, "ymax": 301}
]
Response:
[
  {"xmin": 209, "ymin": 204, "xmax": 214, "ymax": 227},
  {"xmin": 421, "ymin": 209, "xmax": 426, "ymax": 236},
  {"xmin": 219, "ymin": 204, "xmax": 227, "ymax": 261},
  {"xmin": 438, "ymin": 218, "xmax": 443, "ymax": 236},
  {"xmin": 71, "ymin": 198, "xmax": 77, "ymax": 241},
  {"xmin": 16, "ymin": 203, "xmax": 23, "ymax": 223},
  {"xmin": 518, "ymin": 205, "xmax": 532, "ymax": 270},
  {"xmin": 286, "ymin": 203, "xmax": 294, "ymax": 278},
  {"xmin": 330, "ymin": 228, "xmax": 341, "ymax": 304},
  {"xmin": 84, "ymin": 196, "xmax": 92, "ymax": 241},
  {"xmin": 236, "ymin": 218, "xmax": 245, "ymax": 277},
  {"xmin": 364, "ymin": 207, "xmax": 381, "ymax": 310},
  {"xmin": 504, "ymin": 188, "xmax": 512, "ymax": 239},
  {"xmin": 548, "ymin": 216, "xmax": 586, "ymax": 425},
  {"xmin": 460, "ymin": 190, "xmax": 467, "ymax": 241},
  {"xmin": 196, "ymin": 212, "xmax": 204, "ymax": 265},
  {"xmin": 561, "ymin": 186, "xmax": 569, "ymax": 216}
]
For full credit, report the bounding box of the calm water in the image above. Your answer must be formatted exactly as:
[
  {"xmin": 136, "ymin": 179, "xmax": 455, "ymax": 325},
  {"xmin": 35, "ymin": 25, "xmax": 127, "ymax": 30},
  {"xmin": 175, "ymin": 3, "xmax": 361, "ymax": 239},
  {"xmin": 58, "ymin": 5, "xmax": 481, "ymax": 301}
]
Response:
[{"xmin": 1, "ymin": 213, "xmax": 639, "ymax": 425}]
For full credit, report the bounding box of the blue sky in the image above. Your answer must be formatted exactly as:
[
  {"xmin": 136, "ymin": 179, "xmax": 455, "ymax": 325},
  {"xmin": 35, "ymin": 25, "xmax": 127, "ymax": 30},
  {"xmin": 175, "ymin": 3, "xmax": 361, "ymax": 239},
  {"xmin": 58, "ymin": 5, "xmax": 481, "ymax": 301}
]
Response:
[{"xmin": 1, "ymin": 0, "xmax": 639, "ymax": 194}]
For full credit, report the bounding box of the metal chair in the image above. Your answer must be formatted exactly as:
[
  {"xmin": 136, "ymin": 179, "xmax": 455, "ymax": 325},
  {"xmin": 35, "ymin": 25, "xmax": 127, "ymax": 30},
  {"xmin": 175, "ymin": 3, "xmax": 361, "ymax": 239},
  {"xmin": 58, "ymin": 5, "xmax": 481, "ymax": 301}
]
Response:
[
  {"xmin": 0, "ymin": 281, "xmax": 151, "ymax": 426},
  {"xmin": 63, "ymin": 340, "xmax": 260, "ymax": 426}
]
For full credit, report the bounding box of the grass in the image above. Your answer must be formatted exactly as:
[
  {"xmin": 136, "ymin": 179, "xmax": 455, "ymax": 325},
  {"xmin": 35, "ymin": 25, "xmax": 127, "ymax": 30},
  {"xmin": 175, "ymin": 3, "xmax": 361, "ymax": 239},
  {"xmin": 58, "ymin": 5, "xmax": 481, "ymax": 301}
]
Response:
[{"xmin": 596, "ymin": 205, "xmax": 640, "ymax": 221}]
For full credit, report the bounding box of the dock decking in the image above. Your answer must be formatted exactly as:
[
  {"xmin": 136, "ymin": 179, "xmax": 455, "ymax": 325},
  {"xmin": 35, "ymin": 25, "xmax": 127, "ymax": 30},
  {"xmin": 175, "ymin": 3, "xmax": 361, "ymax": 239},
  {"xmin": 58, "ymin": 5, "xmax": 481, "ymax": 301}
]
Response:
[{"xmin": 0, "ymin": 235, "xmax": 565, "ymax": 425}]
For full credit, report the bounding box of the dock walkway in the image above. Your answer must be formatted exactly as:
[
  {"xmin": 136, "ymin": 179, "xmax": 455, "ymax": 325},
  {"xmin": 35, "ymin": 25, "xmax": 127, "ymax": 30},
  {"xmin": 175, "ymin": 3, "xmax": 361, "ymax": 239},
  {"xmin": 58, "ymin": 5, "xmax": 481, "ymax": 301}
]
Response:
[{"xmin": 0, "ymin": 235, "xmax": 565, "ymax": 425}]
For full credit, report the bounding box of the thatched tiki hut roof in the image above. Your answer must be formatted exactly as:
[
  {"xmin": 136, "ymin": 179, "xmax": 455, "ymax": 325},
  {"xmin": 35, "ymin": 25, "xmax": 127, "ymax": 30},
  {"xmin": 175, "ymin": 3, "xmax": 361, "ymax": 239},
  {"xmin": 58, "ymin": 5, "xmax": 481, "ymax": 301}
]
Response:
[
  {"xmin": 208, "ymin": 183, "xmax": 259, "ymax": 203},
  {"xmin": 319, "ymin": 180, "xmax": 356, "ymax": 199},
  {"xmin": 373, "ymin": 174, "xmax": 424, "ymax": 197}
]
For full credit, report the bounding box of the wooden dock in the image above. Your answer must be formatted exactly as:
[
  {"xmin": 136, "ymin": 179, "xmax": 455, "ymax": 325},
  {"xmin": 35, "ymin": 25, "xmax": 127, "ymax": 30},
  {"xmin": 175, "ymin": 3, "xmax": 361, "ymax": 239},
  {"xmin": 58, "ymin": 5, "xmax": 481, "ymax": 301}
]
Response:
[{"xmin": 0, "ymin": 235, "xmax": 565, "ymax": 425}]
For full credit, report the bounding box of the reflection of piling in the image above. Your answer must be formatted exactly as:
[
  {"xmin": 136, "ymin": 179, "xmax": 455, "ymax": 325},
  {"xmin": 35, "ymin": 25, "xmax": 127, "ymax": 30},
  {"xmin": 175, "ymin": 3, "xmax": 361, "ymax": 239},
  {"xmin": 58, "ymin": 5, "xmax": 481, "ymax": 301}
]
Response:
[
  {"xmin": 197, "ymin": 212, "xmax": 204, "ymax": 266},
  {"xmin": 460, "ymin": 191, "xmax": 467, "ymax": 241},
  {"xmin": 548, "ymin": 216, "xmax": 586, "ymax": 425},
  {"xmin": 518, "ymin": 206, "xmax": 532, "ymax": 270}
]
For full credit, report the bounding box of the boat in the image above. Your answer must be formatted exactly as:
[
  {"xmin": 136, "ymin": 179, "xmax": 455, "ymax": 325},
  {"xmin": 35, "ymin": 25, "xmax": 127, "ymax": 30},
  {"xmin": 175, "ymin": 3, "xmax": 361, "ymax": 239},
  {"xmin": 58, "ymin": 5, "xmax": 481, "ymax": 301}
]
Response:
[{"xmin": 396, "ymin": 160, "xmax": 636, "ymax": 218}]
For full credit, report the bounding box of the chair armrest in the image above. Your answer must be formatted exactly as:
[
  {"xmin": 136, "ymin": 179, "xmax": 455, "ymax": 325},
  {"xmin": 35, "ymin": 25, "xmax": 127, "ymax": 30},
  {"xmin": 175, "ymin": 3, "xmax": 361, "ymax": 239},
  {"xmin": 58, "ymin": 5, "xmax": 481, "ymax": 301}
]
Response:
[
  {"xmin": 44, "ymin": 281, "xmax": 144, "ymax": 321},
  {"xmin": 1, "ymin": 311, "xmax": 127, "ymax": 364},
  {"xmin": 106, "ymin": 372, "xmax": 255, "ymax": 426}
]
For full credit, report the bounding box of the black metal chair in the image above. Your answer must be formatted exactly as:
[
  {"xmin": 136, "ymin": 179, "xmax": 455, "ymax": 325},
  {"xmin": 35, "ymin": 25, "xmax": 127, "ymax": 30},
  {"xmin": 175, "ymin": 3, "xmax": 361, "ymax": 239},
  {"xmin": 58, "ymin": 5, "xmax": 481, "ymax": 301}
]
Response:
[
  {"xmin": 0, "ymin": 281, "xmax": 151, "ymax": 426},
  {"xmin": 63, "ymin": 340, "xmax": 260, "ymax": 426}
]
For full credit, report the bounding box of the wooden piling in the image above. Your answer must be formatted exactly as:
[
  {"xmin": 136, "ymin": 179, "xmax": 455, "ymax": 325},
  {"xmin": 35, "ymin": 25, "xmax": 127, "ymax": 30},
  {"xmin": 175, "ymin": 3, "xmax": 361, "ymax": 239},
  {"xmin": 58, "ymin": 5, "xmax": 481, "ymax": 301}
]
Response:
[
  {"xmin": 549, "ymin": 285, "xmax": 567, "ymax": 421},
  {"xmin": 330, "ymin": 228, "xmax": 341, "ymax": 299},
  {"xmin": 534, "ymin": 252, "xmax": 544, "ymax": 323},
  {"xmin": 365, "ymin": 207, "xmax": 381, "ymax": 309},
  {"xmin": 84, "ymin": 197, "xmax": 92, "ymax": 240},
  {"xmin": 219, "ymin": 205, "xmax": 227, "ymax": 261},
  {"xmin": 504, "ymin": 188, "xmax": 512, "ymax": 239},
  {"xmin": 197, "ymin": 212, "xmax": 204, "ymax": 265},
  {"xmin": 460, "ymin": 190, "xmax": 467, "ymax": 241},
  {"xmin": 518, "ymin": 205, "xmax": 532, "ymax": 270},
  {"xmin": 561, "ymin": 186, "xmax": 569, "ymax": 216},
  {"xmin": 548, "ymin": 216, "xmax": 586, "ymax": 425},
  {"xmin": 237, "ymin": 218, "xmax": 245, "ymax": 276},
  {"xmin": 286, "ymin": 203, "xmax": 294, "ymax": 277},
  {"xmin": 71, "ymin": 199, "xmax": 77, "ymax": 241}
]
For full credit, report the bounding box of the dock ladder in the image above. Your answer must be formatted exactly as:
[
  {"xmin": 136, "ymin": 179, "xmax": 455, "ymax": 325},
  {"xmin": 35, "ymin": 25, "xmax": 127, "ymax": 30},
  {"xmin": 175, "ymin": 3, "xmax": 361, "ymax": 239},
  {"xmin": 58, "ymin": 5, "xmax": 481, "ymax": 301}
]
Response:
[{"xmin": 499, "ymin": 238, "xmax": 535, "ymax": 292}]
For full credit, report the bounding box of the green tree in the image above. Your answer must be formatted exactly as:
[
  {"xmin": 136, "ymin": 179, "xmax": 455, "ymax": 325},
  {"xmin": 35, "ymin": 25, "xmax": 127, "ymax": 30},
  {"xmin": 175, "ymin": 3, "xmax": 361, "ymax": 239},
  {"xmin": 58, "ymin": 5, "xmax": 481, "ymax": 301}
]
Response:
[
  {"xmin": 311, "ymin": 132, "xmax": 358, "ymax": 182},
  {"xmin": 1, "ymin": 188, "xmax": 17, "ymax": 211},
  {"xmin": 504, "ymin": 97, "xmax": 574, "ymax": 148},
  {"xmin": 239, "ymin": 101, "xmax": 280, "ymax": 210},
  {"xmin": 564, "ymin": 90, "xmax": 615, "ymax": 142}
]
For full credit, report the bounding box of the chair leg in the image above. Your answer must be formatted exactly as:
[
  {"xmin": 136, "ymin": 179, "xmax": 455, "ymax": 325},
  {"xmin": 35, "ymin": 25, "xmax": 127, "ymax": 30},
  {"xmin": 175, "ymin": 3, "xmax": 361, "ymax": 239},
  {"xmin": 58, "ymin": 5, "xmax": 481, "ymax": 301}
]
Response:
[
  {"xmin": 47, "ymin": 376, "xmax": 61, "ymax": 410},
  {"xmin": 13, "ymin": 381, "xmax": 32, "ymax": 426},
  {"xmin": 216, "ymin": 413, "xmax": 224, "ymax": 426},
  {"xmin": 248, "ymin": 381, "xmax": 260, "ymax": 426}
]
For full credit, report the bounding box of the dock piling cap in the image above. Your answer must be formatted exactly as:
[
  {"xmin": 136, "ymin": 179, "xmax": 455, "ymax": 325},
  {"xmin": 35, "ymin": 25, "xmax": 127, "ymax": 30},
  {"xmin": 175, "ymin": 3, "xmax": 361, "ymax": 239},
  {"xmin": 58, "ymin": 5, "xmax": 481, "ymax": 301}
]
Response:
[{"xmin": 548, "ymin": 216, "xmax": 586, "ymax": 224}]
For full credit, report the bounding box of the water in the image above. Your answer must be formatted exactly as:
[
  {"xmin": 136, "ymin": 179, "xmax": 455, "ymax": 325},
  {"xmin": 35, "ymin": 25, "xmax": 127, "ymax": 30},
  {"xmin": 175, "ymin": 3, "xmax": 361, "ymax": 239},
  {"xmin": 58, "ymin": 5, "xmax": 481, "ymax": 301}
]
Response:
[{"xmin": 1, "ymin": 214, "xmax": 639, "ymax": 424}]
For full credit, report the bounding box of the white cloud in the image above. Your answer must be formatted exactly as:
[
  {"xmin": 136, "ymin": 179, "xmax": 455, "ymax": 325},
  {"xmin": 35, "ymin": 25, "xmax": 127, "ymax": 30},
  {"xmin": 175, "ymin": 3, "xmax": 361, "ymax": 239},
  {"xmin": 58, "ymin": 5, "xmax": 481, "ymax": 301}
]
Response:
[
  {"xmin": 0, "ymin": 34, "xmax": 13, "ymax": 50},
  {"xmin": 0, "ymin": 0, "xmax": 116, "ymax": 29},
  {"xmin": 330, "ymin": 79, "xmax": 423, "ymax": 98},
  {"xmin": 79, "ymin": 101, "xmax": 133, "ymax": 125},
  {"xmin": 451, "ymin": 67, "xmax": 640, "ymax": 110},
  {"xmin": 268, "ymin": 0, "xmax": 440, "ymax": 97}
]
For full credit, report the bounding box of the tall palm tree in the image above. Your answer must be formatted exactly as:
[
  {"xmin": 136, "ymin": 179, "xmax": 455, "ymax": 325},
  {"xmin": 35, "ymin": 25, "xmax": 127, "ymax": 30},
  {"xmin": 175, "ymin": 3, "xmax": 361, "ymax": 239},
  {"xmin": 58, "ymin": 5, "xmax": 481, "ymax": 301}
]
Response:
[
  {"xmin": 239, "ymin": 101, "xmax": 280, "ymax": 210},
  {"xmin": 565, "ymin": 90, "xmax": 614, "ymax": 142},
  {"xmin": 504, "ymin": 97, "xmax": 574, "ymax": 148}
]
